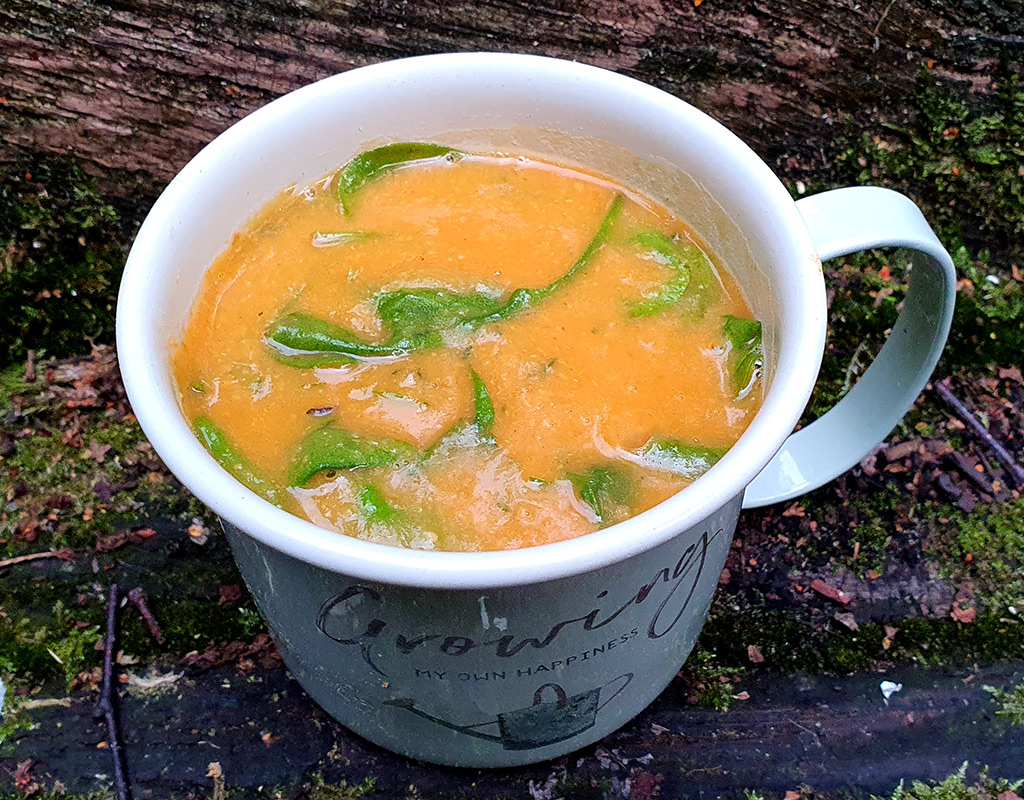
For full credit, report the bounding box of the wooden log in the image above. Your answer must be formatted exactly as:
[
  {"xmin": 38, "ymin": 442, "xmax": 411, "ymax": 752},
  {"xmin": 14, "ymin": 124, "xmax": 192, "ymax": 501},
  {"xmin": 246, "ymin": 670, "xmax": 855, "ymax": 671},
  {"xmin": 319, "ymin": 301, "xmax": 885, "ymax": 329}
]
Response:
[
  {"xmin": 1, "ymin": 0, "xmax": 1021, "ymax": 198},
  {"xmin": 5, "ymin": 663, "xmax": 1023, "ymax": 797}
]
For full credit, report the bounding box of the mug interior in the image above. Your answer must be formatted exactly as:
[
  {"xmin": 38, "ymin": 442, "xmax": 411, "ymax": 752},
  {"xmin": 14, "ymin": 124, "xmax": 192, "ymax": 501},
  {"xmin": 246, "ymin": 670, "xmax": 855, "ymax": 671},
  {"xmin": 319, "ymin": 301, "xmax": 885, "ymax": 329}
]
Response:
[{"xmin": 116, "ymin": 53, "xmax": 826, "ymax": 588}]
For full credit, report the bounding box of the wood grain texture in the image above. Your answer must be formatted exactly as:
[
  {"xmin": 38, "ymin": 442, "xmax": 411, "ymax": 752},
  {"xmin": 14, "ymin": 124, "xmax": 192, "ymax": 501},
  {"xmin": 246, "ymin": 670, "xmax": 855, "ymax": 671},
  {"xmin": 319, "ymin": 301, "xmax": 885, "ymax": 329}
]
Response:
[{"xmin": 2, "ymin": 0, "xmax": 1022, "ymax": 197}]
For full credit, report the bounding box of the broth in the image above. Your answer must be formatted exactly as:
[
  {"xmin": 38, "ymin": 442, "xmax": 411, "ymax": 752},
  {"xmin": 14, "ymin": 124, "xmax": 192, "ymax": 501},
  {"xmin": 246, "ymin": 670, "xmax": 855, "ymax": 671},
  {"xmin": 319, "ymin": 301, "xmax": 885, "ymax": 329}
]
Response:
[{"xmin": 173, "ymin": 144, "xmax": 763, "ymax": 551}]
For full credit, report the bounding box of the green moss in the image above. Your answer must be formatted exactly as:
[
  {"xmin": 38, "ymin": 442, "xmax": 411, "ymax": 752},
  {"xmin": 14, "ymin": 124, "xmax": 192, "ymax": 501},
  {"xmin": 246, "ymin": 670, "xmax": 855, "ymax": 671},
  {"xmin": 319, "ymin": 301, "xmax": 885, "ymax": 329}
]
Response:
[
  {"xmin": 0, "ymin": 599, "xmax": 102, "ymax": 690},
  {"xmin": 0, "ymin": 582, "xmax": 266, "ymax": 692},
  {"xmin": 800, "ymin": 251, "xmax": 905, "ymax": 423},
  {"xmin": 796, "ymin": 478, "xmax": 920, "ymax": 576},
  {"xmin": 871, "ymin": 763, "xmax": 1022, "ymax": 800},
  {"xmin": 0, "ymin": 370, "xmax": 201, "ymax": 560},
  {"xmin": 0, "ymin": 360, "xmax": 42, "ymax": 414},
  {"xmin": 237, "ymin": 606, "xmax": 270, "ymax": 639},
  {"xmin": 0, "ymin": 517, "xmax": 269, "ymax": 687},
  {"xmin": 0, "ymin": 693, "xmax": 40, "ymax": 752},
  {"xmin": 839, "ymin": 79, "xmax": 1024, "ymax": 254},
  {"xmin": 702, "ymin": 604, "xmax": 1024, "ymax": 674},
  {"xmin": 797, "ymin": 74, "xmax": 1024, "ymax": 405},
  {"xmin": 798, "ymin": 237, "xmax": 1022, "ymax": 423},
  {"xmin": 677, "ymin": 647, "xmax": 745, "ymax": 710},
  {"xmin": 309, "ymin": 776, "xmax": 378, "ymax": 800},
  {"xmin": 0, "ymin": 580, "xmax": 268, "ymax": 691},
  {"xmin": 933, "ymin": 499, "xmax": 1024, "ymax": 614},
  {"xmin": 849, "ymin": 523, "xmax": 894, "ymax": 574},
  {"xmin": 983, "ymin": 679, "xmax": 1024, "ymax": 725},
  {"xmin": 943, "ymin": 241, "xmax": 1024, "ymax": 369},
  {"xmin": 47, "ymin": 602, "xmax": 102, "ymax": 687},
  {"xmin": 0, "ymin": 159, "xmax": 133, "ymax": 367},
  {"xmin": 141, "ymin": 596, "xmax": 266, "ymax": 656}
]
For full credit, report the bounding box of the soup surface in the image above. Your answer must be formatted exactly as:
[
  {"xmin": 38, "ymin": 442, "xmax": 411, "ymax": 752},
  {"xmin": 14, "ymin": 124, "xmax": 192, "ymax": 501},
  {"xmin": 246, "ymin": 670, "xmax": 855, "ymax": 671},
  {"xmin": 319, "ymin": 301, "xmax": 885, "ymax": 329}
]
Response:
[{"xmin": 173, "ymin": 143, "xmax": 763, "ymax": 551}]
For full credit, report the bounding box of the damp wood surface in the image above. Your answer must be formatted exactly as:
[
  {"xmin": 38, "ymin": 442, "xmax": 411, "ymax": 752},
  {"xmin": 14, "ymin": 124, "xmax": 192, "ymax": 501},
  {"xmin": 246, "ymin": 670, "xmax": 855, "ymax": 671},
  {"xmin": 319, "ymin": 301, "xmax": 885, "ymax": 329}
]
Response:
[
  {"xmin": 5, "ymin": 661, "xmax": 1024, "ymax": 799},
  {"xmin": 2, "ymin": 1, "xmax": 1024, "ymax": 797},
  {"xmin": 1, "ymin": 0, "xmax": 1022, "ymax": 199}
]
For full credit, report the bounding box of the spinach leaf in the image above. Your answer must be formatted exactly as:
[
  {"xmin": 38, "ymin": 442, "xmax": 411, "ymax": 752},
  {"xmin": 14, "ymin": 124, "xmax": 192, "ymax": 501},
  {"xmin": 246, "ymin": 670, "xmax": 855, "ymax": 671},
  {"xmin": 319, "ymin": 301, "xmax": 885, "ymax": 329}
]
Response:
[
  {"xmin": 682, "ymin": 248, "xmax": 720, "ymax": 319},
  {"xmin": 637, "ymin": 437, "xmax": 727, "ymax": 479},
  {"xmin": 356, "ymin": 484, "xmax": 412, "ymax": 545},
  {"xmin": 356, "ymin": 484, "xmax": 401, "ymax": 524},
  {"xmin": 195, "ymin": 416, "xmax": 284, "ymax": 504},
  {"xmin": 338, "ymin": 143, "xmax": 463, "ymax": 214},
  {"xmin": 356, "ymin": 484, "xmax": 444, "ymax": 547},
  {"xmin": 265, "ymin": 348, "xmax": 358, "ymax": 369},
  {"xmin": 470, "ymin": 368, "xmax": 496, "ymax": 441},
  {"xmin": 629, "ymin": 230, "xmax": 719, "ymax": 318},
  {"xmin": 290, "ymin": 424, "xmax": 417, "ymax": 486},
  {"xmin": 722, "ymin": 315, "xmax": 763, "ymax": 396},
  {"xmin": 266, "ymin": 311, "xmax": 443, "ymax": 364},
  {"xmin": 422, "ymin": 367, "xmax": 497, "ymax": 455},
  {"xmin": 628, "ymin": 231, "xmax": 691, "ymax": 317},
  {"xmin": 568, "ymin": 465, "xmax": 631, "ymax": 525},
  {"xmin": 376, "ymin": 289, "xmax": 502, "ymax": 339}
]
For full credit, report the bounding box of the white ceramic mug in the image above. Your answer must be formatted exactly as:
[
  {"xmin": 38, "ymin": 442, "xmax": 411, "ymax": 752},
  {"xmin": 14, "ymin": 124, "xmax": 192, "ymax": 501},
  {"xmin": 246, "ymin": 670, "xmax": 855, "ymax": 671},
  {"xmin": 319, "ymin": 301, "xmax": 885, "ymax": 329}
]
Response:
[{"xmin": 116, "ymin": 53, "xmax": 955, "ymax": 767}]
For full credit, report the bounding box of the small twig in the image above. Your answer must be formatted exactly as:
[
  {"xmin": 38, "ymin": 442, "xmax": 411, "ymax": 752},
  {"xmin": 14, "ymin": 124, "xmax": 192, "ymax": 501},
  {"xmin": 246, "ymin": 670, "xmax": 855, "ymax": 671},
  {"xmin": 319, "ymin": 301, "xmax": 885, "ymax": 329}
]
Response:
[
  {"xmin": 24, "ymin": 349, "xmax": 36, "ymax": 383},
  {"xmin": 683, "ymin": 765, "xmax": 724, "ymax": 778},
  {"xmin": 21, "ymin": 698, "xmax": 72, "ymax": 710},
  {"xmin": 127, "ymin": 587, "xmax": 164, "ymax": 644},
  {"xmin": 944, "ymin": 450, "xmax": 995, "ymax": 497},
  {"xmin": 841, "ymin": 341, "xmax": 871, "ymax": 395},
  {"xmin": 935, "ymin": 471, "xmax": 972, "ymax": 509},
  {"xmin": 935, "ymin": 378, "xmax": 1024, "ymax": 490},
  {"xmin": 790, "ymin": 718, "xmax": 823, "ymax": 749},
  {"xmin": 871, "ymin": 0, "xmax": 898, "ymax": 37},
  {"xmin": 0, "ymin": 548, "xmax": 73, "ymax": 570},
  {"xmin": 95, "ymin": 585, "xmax": 132, "ymax": 800}
]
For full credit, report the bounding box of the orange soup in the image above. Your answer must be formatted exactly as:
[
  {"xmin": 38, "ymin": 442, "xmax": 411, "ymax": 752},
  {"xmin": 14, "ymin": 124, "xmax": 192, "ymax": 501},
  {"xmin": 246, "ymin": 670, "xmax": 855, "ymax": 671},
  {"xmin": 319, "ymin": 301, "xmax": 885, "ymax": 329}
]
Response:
[{"xmin": 173, "ymin": 143, "xmax": 763, "ymax": 551}]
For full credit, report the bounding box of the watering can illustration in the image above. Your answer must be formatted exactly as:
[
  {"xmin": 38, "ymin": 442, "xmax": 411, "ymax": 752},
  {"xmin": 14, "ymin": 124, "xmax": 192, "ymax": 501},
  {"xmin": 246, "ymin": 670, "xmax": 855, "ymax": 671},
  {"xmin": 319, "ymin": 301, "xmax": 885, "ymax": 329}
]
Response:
[{"xmin": 384, "ymin": 672, "xmax": 633, "ymax": 750}]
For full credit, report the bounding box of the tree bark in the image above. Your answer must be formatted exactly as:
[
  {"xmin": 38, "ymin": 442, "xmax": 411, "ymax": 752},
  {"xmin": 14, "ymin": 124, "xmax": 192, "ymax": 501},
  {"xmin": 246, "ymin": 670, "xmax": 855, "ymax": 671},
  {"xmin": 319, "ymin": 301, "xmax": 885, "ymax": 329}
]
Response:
[{"xmin": 2, "ymin": 0, "xmax": 1021, "ymax": 199}]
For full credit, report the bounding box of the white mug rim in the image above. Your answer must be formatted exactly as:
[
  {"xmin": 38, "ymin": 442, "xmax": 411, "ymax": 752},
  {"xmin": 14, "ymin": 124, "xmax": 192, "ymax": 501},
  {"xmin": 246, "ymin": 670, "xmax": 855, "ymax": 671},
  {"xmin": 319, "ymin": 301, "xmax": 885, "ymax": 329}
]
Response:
[{"xmin": 116, "ymin": 52, "xmax": 825, "ymax": 590}]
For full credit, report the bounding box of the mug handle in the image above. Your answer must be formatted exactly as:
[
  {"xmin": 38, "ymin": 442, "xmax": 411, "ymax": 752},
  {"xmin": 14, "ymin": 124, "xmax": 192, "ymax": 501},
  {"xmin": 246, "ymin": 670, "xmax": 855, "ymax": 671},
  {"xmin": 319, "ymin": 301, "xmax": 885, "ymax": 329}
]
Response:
[{"xmin": 742, "ymin": 186, "xmax": 957, "ymax": 508}]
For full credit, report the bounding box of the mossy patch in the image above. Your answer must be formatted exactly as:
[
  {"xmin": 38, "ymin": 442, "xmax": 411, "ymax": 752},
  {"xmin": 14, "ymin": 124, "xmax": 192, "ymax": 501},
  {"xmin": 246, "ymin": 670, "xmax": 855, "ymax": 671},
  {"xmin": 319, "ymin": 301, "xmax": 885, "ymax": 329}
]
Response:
[
  {"xmin": 944, "ymin": 243, "xmax": 1024, "ymax": 370},
  {"xmin": 871, "ymin": 762, "xmax": 1023, "ymax": 800},
  {"xmin": 309, "ymin": 776, "xmax": 378, "ymax": 800},
  {"xmin": 798, "ymin": 476, "xmax": 917, "ymax": 575},
  {"xmin": 0, "ymin": 692, "xmax": 40, "ymax": 752},
  {"xmin": 676, "ymin": 646, "xmax": 745, "ymax": 711},
  {"xmin": 836, "ymin": 77, "xmax": 1024, "ymax": 262},
  {"xmin": 800, "ymin": 253, "xmax": 903, "ymax": 423},
  {"xmin": 0, "ymin": 599, "xmax": 101, "ymax": 691},
  {"xmin": 930, "ymin": 498, "xmax": 1024, "ymax": 614},
  {"xmin": 792, "ymin": 75, "xmax": 1024, "ymax": 423},
  {"xmin": 0, "ymin": 158, "xmax": 137, "ymax": 368},
  {"xmin": 0, "ymin": 546, "xmax": 269, "ymax": 690},
  {"xmin": 801, "ymin": 237, "xmax": 1023, "ymax": 425},
  {"xmin": 702, "ymin": 600, "xmax": 1024, "ymax": 674},
  {"xmin": 983, "ymin": 679, "xmax": 1024, "ymax": 725},
  {"xmin": 0, "ymin": 350, "xmax": 204, "ymax": 561}
]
